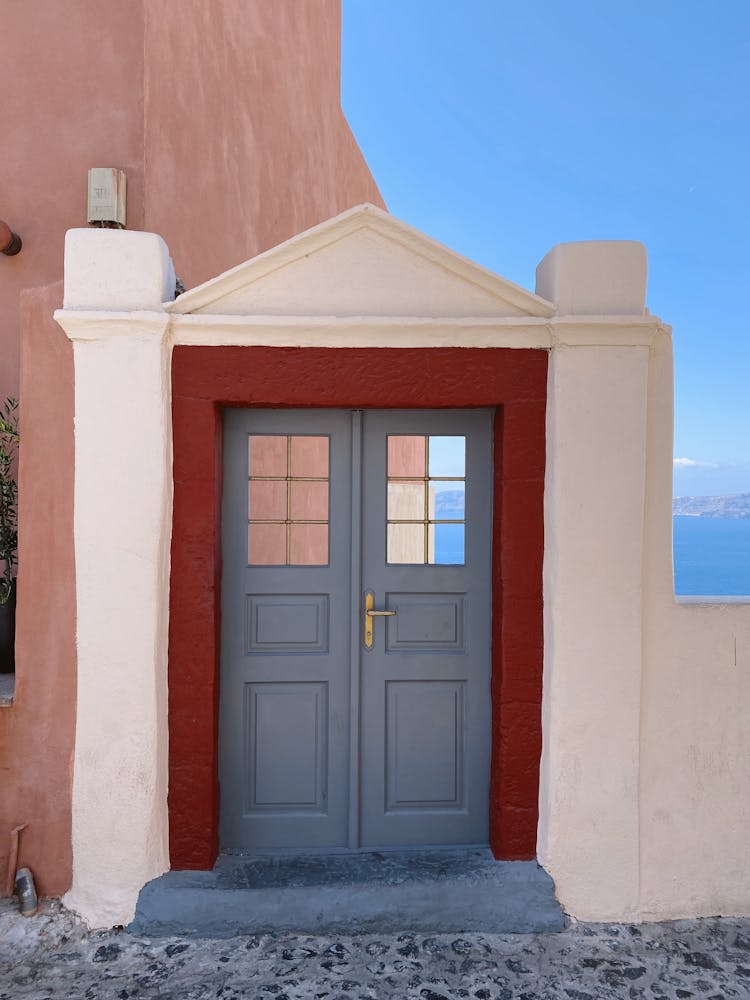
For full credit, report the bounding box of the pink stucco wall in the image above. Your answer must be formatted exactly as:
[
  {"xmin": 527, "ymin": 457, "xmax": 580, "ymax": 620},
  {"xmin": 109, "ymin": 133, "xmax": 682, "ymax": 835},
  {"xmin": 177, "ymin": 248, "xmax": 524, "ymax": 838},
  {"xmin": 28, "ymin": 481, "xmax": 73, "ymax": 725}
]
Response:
[
  {"xmin": 0, "ymin": 283, "xmax": 76, "ymax": 897},
  {"xmin": 0, "ymin": 0, "xmax": 146, "ymax": 400},
  {"xmin": 1, "ymin": 0, "xmax": 382, "ymax": 896},
  {"xmin": 143, "ymin": 0, "xmax": 382, "ymax": 287}
]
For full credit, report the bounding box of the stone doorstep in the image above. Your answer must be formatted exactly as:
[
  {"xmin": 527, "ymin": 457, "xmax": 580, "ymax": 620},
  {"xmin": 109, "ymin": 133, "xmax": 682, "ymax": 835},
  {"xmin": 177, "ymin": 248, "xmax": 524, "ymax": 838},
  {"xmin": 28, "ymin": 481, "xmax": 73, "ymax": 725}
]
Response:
[{"xmin": 130, "ymin": 849, "xmax": 564, "ymax": 938}]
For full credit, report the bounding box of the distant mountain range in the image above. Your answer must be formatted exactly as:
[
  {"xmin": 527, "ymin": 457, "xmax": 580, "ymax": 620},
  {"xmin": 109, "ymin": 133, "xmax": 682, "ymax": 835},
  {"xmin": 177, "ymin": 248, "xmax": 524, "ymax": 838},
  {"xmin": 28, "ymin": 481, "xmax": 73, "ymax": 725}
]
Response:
[{"xmin": 673, "ymin": 493, "xmax": 750, "ymax": 518}]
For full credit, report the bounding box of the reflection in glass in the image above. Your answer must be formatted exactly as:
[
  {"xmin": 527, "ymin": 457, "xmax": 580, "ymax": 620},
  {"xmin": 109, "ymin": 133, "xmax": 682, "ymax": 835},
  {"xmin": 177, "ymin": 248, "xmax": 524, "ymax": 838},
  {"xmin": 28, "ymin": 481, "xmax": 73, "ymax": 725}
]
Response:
[
  {"xmin": 387, "ymin": 481, "xmax": 425, "ymax": 521},
  {"xmin": 249, "ymin": 479, "xmax": 287, "ymax": 521},
  {"xmin": 386, "ymin": 434, "xmax": 467, "ymax": 565},
  {"xmin": 290, "ymin": 480, "xmax": 328, "ymax": 521},
  {"xmin": 429, "ymin": 523, "xmax": 465, "ymax": 565},
  {"xmin": 290, "ymin": 436, "xmax": 329, "ymax": 478},
  {"xmin": 247, "ymin": 433, "xmax": 330, "ymax": 566},
  {"xmin": 428, "ymin": 480, "xmax": 465, "ymax": 520},
  {"xmin": 248, "ymin": 522, "xmax": 286, "ymax": 565},
  {"xmin": 428, "ymin": 436, "xmax": 465, "ymax": 477},
  {"xmin": 388, "ymin": 523, "xmax": 425, "ymax": 564},
  {"xmin": 387, "ymin": 436, "xmax": 426, "ymax": 478},
  {"xmin": 290, "ymin": 523, "xmax": 328, "ymax": 565},
  {"xmin": 249, "ymin": 436, "xmax": 287, "ymax": 477}
]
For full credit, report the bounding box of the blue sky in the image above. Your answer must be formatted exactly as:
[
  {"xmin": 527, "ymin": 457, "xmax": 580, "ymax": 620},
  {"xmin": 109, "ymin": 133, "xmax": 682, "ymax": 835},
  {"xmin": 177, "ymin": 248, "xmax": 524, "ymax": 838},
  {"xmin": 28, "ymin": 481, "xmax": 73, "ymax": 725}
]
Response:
[{"xmin": 342, "ymin": 1, "xmax": 750, "ymax": 497}]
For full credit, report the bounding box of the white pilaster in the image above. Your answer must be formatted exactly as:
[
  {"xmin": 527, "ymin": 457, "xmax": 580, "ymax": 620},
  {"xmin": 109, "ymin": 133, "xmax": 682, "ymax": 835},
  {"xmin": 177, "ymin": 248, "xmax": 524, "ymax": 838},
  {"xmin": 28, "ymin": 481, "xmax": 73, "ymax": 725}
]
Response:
[
  {"xmin": 537, "ymin": 241, "xmax": 652, "ymax": 920},
  {"xmin": 55, "ymin": 229, "xmax": 175, "ymax": 928}
]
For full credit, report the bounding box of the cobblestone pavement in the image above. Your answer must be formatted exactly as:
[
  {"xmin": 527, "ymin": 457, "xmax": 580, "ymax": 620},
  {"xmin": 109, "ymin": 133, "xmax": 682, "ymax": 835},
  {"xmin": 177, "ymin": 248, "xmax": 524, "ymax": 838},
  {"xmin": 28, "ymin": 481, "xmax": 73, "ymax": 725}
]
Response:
[{"xmin": 2, "ymin": 900, "xmax": 750, "ymax": 999}]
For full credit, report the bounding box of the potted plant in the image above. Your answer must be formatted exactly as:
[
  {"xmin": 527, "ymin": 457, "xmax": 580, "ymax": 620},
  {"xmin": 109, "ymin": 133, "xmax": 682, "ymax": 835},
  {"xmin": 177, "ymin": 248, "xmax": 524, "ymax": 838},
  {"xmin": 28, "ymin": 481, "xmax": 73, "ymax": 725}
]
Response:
[{"xmin": 0, "ymin": 397, "xmax": 18, "ymax": 674}]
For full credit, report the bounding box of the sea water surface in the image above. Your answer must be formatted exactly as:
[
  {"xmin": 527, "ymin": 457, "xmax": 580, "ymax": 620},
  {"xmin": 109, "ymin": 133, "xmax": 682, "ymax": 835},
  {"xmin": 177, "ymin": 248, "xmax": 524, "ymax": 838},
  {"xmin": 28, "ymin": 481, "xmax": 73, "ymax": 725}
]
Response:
[
  {"xmin": 673, "ymin": 515, "xmax": 750, "ymax": 596},
  {"xmin": 436, "ymin": 516, "xmax": 750, "ymax": 596}
]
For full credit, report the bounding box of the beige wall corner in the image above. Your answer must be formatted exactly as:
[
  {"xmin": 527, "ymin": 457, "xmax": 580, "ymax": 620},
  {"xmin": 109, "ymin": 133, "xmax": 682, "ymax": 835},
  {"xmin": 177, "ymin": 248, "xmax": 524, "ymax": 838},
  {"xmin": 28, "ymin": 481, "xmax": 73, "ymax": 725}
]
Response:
[
  {"xmin": 536, "ymin": 241, "xmax": 647, "ymax": 316},
  {"xmin": 63, "ymin": 229, "xmax": 175, "ymax": 312},
  {"xmin": 538, "ymin": 341, "xmax": 651, "ymax": 921}
]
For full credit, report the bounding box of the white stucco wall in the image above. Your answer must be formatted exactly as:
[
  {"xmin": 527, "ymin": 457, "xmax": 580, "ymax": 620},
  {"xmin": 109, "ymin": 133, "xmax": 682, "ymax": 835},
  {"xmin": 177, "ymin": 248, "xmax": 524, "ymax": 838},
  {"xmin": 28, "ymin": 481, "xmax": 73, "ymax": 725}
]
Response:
[
  {"xmin": 56, "ymin": 230, "xmax": 174, "ymax": 928},
  {"xmin": 538, "ymin": 342, "xmax": 649, "ymax": 919},
  {"xmin": 537, "ymin": 245, "xmax": 750, "ymax": 922},
  {"xmin": 55, "ymin": 211, "xmax": 750, "ymax": 927},
  {"xmin": 638, "ymin": 331, "xmax": 750, "ymax": 919}
]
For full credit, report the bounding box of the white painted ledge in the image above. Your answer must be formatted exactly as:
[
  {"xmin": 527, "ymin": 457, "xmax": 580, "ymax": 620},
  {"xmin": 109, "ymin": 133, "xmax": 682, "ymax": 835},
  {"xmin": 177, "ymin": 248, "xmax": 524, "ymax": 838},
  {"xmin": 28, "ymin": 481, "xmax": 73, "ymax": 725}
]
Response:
[
  {"xmin": 676, "ymin": 595, "xmax": 750, "ymax": 606},
  {"xmin": 54, "ymin": 310, "xmax": 169, "ymax": 342}
]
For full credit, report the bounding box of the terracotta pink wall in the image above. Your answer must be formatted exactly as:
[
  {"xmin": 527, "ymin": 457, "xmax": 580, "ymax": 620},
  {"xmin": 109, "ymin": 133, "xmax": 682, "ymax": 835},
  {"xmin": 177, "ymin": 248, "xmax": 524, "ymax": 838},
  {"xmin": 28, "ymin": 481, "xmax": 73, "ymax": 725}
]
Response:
[
  {"xmin": 143, "ymin": 0, "xmax": 382, "ymax": 287},
  {"xmin": 2, "ymin": 0, "xmax": 382, "ymax": 895},
  {"xmin": 0, "ymin": 0, "xmax": 146, "ymax": 400},
  {"xmin": 0, "ymin": 283, "xmax": 76, "ymax": 897}
]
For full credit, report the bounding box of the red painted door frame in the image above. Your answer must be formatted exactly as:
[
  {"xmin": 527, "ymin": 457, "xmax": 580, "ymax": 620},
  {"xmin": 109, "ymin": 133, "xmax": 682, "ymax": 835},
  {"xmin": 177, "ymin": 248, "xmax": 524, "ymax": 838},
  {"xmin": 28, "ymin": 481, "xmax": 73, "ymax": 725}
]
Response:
[{"xmin": 169, "ymin": 346, "xmax": 547, "ymax": 869}]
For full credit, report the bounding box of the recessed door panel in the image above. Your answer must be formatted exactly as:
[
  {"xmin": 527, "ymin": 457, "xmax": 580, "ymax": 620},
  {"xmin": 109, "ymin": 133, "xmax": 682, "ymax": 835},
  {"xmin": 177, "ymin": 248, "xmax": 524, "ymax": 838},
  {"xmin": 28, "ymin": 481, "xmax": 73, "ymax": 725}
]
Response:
[
  {"xmin": 246, "ymin": 595, "xmax": 329, "ymax": 654},
  {"xmin": 385, "ymin": 680, "xmax": 465, "ymax": 810},
  {"xmin": 244, "ymin": 682, "xmax": 328, "ymax": 812},
  {"xmin": 386, "ymin": 593, "xmax": 465, "ymax": 652}
]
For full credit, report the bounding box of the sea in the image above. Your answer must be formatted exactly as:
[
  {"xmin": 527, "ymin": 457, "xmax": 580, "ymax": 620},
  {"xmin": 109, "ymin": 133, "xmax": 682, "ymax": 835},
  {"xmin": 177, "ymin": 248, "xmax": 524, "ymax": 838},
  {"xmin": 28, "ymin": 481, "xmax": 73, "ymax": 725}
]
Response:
[
  {"xmin": 673, "ymin": 516, "xmax": 750, "ymax": 596},
  {"xmin": 437, "ymin": 516, "xmax": 750, "ymax": 595}
]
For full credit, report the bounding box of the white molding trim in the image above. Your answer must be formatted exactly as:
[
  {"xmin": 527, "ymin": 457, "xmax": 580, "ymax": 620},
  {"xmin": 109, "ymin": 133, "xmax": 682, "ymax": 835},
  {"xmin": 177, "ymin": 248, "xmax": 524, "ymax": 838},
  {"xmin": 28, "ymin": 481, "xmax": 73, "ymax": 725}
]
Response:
[
  {"xmin": 54, "ymin": 309, "xmax": 665, "ymax": 351},
  {"xmin": 54, "ymin": 309, "xmax": 170, "ymax": 343}
]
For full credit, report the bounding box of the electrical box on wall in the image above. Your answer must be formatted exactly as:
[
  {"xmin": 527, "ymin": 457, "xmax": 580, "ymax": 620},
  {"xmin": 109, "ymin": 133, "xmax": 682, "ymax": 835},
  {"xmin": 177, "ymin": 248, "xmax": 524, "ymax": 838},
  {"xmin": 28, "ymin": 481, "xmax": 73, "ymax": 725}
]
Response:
[{"xmin": 87, "ymin": 168, "xmax": 126, "ymax": 228}]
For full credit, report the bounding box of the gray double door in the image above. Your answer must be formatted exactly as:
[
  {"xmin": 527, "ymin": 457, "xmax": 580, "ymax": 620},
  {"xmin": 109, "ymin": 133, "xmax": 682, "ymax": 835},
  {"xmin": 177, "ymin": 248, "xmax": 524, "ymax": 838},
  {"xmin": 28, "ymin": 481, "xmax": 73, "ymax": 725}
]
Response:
[{"xmin": 220, "ymin": 409, "xmax": 492, "ymax": 852}]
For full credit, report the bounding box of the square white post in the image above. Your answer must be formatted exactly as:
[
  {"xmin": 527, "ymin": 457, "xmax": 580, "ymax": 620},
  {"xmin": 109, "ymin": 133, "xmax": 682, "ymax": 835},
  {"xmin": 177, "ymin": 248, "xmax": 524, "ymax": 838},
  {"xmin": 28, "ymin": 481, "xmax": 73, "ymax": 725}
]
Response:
[
  {"xmin": 536, "ymin": 241, "xmax": 652, "ymax": 920},
  {"xmin": 55, "ymin": 229, "xmax": 175, "ymax": 927}
]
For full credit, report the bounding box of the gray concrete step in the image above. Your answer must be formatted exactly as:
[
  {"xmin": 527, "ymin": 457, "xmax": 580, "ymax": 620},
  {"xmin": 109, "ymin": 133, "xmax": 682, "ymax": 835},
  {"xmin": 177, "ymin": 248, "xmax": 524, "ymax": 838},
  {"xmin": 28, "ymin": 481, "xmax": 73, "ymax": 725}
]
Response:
[{"xmin": 130, "ymin": 849, "xmax": 564, "ymax": 937}]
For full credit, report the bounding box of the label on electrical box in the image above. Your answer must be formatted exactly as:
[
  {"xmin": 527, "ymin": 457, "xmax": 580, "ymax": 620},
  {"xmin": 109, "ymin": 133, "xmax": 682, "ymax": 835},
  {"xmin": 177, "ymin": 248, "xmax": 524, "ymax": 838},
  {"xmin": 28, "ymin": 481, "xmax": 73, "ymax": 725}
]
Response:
[{"xmin": 87, "ymin": 168, "xmax": 126, "ymax": 226}]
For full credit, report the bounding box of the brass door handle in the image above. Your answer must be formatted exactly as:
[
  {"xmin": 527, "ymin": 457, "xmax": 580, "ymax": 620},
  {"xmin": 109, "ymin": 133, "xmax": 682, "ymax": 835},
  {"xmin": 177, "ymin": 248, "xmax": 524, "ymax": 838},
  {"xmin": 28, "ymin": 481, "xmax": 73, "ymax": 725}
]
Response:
[{"xmin": 364, "ymin": 591, "xmax": 396, "ymax": 649}]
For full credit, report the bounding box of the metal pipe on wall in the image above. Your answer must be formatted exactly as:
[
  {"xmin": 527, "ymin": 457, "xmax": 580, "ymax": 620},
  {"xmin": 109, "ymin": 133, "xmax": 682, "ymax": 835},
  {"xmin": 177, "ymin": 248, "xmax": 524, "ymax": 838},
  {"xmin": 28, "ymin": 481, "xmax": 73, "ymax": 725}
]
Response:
[{"xmin": 0, "ymin": 221, "xmax": 22, "ymax": 256}]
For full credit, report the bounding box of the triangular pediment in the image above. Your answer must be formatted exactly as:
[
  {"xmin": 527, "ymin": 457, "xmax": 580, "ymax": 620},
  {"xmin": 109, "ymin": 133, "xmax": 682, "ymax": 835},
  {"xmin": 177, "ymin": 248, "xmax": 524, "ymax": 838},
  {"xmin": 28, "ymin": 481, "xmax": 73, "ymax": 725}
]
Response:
[{"xmin": 167, "ymin": 204, "xmax": 553, "ymax": 319}]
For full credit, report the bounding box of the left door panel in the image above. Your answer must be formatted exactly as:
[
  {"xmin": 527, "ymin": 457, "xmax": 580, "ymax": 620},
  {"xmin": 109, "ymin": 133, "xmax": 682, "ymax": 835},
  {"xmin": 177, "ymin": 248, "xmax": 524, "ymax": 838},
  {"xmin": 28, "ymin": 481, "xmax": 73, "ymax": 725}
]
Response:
[{"xmin": 220, "ymin": 409, "xmax": 352, "ymax": 850}]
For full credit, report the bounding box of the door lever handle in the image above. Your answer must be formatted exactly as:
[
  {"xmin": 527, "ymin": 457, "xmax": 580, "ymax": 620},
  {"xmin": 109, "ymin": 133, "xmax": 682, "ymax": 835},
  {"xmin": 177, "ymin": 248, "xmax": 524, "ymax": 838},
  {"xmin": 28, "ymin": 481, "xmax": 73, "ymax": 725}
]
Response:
[{"xmin": 363, "ymin": 591, "xmax": 396, "ymax": 649}]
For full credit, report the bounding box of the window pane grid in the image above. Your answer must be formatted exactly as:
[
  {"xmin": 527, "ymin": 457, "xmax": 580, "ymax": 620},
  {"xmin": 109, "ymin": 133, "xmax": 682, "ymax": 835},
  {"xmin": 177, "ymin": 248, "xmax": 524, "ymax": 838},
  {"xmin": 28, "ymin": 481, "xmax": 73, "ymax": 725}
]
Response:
[
  {"xmin": 248, "ymin": 435, "xmax": 329, "ymax": 565},
  {"xmin": 386, "ymin": 435, "xmax": 466, "ymax": 565}
]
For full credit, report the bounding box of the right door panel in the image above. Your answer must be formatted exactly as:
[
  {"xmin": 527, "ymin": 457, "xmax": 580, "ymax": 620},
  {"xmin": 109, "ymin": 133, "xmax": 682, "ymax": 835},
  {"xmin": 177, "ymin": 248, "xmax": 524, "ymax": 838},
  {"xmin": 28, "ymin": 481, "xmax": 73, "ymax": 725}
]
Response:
[{"xmin": 360, "ymin": 410, "xmax": 493, "ymax": 847}]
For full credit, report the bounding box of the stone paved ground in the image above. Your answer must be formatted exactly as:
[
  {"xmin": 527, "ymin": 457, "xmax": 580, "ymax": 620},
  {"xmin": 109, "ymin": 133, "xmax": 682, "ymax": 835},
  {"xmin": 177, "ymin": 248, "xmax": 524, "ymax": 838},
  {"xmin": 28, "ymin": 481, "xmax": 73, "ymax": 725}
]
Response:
[{"xmin": 2, "ymin": 900, "xmax": 750, "ymax": 999}]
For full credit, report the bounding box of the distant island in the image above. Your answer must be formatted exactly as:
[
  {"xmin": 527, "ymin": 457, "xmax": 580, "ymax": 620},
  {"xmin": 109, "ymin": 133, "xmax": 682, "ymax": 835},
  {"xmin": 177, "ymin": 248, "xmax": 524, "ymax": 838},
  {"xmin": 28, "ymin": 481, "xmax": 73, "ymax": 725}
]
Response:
[
  {"xmin": 673, "ymin": 493, "xmax": 750, "ymax": 518},
  {"xmin": 433, "ymin": 490, "xmax": 465, "ymax": 518}
]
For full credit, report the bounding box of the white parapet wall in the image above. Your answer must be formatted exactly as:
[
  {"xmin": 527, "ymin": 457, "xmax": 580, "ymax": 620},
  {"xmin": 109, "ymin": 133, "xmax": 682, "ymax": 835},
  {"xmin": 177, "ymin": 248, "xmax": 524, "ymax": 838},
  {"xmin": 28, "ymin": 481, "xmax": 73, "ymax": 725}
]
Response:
[{"xmin": 638, "ymin": 329, "xmax": 750, "ymax": 920}]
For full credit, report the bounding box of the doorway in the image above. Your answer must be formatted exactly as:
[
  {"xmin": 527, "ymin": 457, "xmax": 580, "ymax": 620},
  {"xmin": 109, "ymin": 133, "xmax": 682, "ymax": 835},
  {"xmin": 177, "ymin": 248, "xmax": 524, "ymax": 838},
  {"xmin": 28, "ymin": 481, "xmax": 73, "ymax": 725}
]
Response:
[{"xmin": 219, "ymin": 408, "xmax": 493, "ymax": 852}]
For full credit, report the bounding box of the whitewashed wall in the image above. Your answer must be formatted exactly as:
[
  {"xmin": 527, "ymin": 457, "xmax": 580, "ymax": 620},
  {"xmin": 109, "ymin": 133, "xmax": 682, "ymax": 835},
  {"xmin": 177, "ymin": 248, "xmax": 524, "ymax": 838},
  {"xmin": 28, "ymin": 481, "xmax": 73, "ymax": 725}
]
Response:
[{"xmin": 537, "ymin": 245, "xmax": 750, "ymax": 922}]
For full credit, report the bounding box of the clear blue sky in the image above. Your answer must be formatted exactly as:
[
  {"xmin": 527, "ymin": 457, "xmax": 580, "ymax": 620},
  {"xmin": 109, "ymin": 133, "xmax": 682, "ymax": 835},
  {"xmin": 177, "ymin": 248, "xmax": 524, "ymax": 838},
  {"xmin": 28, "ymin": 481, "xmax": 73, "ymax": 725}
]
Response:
[{"xmin": 342, "ymin": 1, "xmax": 750, "ymax": 497}]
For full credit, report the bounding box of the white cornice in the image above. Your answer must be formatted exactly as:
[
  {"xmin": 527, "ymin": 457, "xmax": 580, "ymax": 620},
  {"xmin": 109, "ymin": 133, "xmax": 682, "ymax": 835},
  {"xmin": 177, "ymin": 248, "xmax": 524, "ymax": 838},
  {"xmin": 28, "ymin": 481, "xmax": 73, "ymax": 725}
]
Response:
[
  {"xmin": 167, "ymin": 313, "xmax": 665, "ymax": 349},
  {"xmin": 169, "ymin": 314, "xmax": 553, "ymax": 348},
  {"xmin": 54, "ymin": 309, "xmax": 171, "ymax": 343},
  {"xmin": 550, "ymin": 317, "xmax": 665, "ymax": 348},
  {"xmin": 54, "ymin": 308, "xmax": 666, "ymax": 350}
]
